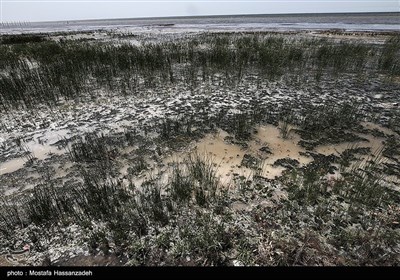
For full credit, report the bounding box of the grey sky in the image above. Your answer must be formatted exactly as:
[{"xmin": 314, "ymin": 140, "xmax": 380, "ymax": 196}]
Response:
[{"xmin": 1, "ymin": 0, "xmax": 399, "ymax": 22}]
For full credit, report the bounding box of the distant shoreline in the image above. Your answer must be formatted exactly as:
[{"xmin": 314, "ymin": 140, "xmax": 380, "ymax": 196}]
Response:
[
  {"xmin": 1, "ymin": 12, "xmax": 398, "ymax": 34},
  {"xmin": 9, "ymin": 11, "xmax": 400, "ymax": 25}
]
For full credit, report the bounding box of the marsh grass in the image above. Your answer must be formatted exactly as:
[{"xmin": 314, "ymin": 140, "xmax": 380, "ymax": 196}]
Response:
[
  {"xmin": 0, "ymin": 147, "xmax": 399, "ymax": 265},
  {"xmin": 138, "ymin": 181, "xmax": 169, "ymax": 226},
  {"xmin": 379, "ymin": 35, "xmax": 400, "ymax": 76},
  {"xmin": 174, "ymin": 210, "xmax": 232, "ymax": 265},
  {"xmin": 337, "ymin": 149, "xmax": 390, "ymax": 208},
  {"xmin": 315, "ymin": 41, "xmax": 371, "ymax": 74},
  {"xmin": 383, "ymin": 135, "xmax": 400, "ymax": 159},
  {"xmin": 221, "ymin": 112, "xmax": 254, "ymax": 141},
  {"xmin": 280, "ymin": 151, "xmax": 400, "ymax": 265},
  {"xmin": 278, "ymin": 119, "xmax": 293, "ymax": 139},
  {"xmin": 168, "ymin": 153, "xmax": 220, "ymax": 207},
  {"xmin": 66, "ymin": 133, "xmax": 117, "ymax": 163},
  {"xmin": 285, "ymin": 169, "xmax": 328, "ymax": 206},
  {"xmin": 338, "ymin": 144, "xmax": 371, "ymax": 171},
  {"xmin": 0, "ymin": 198, "xmax": 25, "ymax": 235},
  {"xmin": 0, "ymin": 150, "xmax": 225, "ymax": 259},
  {"xmin": 0, "ymin": 33, "xmax": 393, "ymax": 110},
  {"xmin": 0, "ymin": 34, "xmax": 48, "ymax": 45},
  {"xmin": 187, "ymin": 153, "xmax": 218, "ymax": 194},
  {"xmin": 25, "ymin": 183, "xmax": 72, "ymax": 225},
  {"xmin": 170, "ymin": 164, "xmax": 193, "ymax": 204},
  {"xmin": 0, "ymin": 32, "xmax": 399, "ymax": 266},
  {"xmin": 297, "ymin": 101, "xmax": 363, "ymax": 148}
]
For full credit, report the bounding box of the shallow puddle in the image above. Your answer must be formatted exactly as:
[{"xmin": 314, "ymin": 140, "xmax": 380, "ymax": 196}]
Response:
[
  {"xmin": 169, "ymin": 123, "xmax": 399, "ymax": 185},
  {"xmin": 0, "ymin": 158, "xmax": 26, "ymax": 175},
  {"xmin": 194, "ymin": 125, "xmax": 312, "ymax": 181},
  {"xmin": 361, "ymin": 121, "xmax": 397, "ymax": 136},
  {"xmin": 252, "ymin": 124, "xmax": 312, "ymax": 177},
  {"xmin": 316, "ymin": 121, "xmax": 400, "ymax": 158},
  {"xmin": 0, "ymin": 144, "xmax": 64, "ymax": 175},
  {"xmin": 314, "ymin": 132, "xmax": 385, "ymax": 156},
  {"xmin": 0, "ymin": 129, "xmax": 68, "ymax": 175}
]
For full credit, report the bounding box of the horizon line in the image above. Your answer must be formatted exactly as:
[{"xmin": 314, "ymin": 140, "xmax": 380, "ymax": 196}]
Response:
[{"xmin": 3, "ymin": 11, "xmax": 399, "ymax": 24}]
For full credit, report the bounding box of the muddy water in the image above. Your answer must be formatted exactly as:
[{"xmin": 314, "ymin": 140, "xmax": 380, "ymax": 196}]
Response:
[
  {"xmin": 361, "ymin": 122, "xmax": 398, "ymax": 136},
  {"xmin": 0, "ymin": 144, "xmax": 64, "ymax": 175},
  {"xmin": 194, "ymin": 130, "xmax": 252, "ymax": 184},
  {"xmin": 252, "ymin": 125, "xmax": 312, "ymax": 176},
  {"xmin": 314, "ymin": 122, "xmax": 399, "ymax": 157},
  {"xmin": 0, "ymin": 129, "xmax": 68, "ymax": 175},
  {"xmin": 29, "ymin": 142, "xmax": 64, "ymax": 160},
  {"xmin": 0, "ymin": 158, "xmax": 26, "ymax": 175},
  {"xmin": 181, "ymin": 123, "xmax": 397, "ymax": 184},
  {"xmin": 315, "ymin": 123, "xmax": 399, "ymax": 184},
  {"xmin": 194, "ymin": 125, "xmax": 312, "ymax": 181},
  {"xmin": 314, "ymin": 133, "xmax": 385, "ymax": 156},
  {"xmin": 313, "ymin": 122, "xmax": 398, "ymax": 158},
  {"xmin": 314, "ymin": 122, "xmax": 398, "ymax": 158},
  {"xmin": 2, "ymin": 171, "xmax": 40, "ymax": 195}
]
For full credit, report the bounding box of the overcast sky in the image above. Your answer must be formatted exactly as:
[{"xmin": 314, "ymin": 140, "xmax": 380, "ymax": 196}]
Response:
[{"xmin": 1, "ymin": 0, "xmax": 399, "ymax": 23}]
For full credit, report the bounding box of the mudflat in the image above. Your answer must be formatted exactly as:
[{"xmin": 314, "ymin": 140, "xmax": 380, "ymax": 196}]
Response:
[{"xmin": 1, "ymin": 14, "xmax": 399, "ymax": 266}]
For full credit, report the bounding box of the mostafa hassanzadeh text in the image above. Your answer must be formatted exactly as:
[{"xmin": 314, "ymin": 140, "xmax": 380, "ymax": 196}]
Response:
[{"xmin": 25, "ymin": 270, "xmax": 93, "ymax": 276}]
